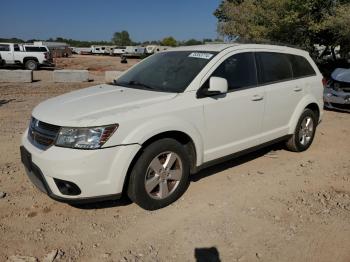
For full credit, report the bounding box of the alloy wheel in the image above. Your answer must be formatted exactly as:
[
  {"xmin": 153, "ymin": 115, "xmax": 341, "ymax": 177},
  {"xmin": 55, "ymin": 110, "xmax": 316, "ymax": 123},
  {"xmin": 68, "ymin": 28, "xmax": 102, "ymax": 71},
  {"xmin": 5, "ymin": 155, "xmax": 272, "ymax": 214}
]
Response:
[
  {"xmin": 144, "ymin": 151, "xmax": 183, "ymax": 199},
  {"xmin": 298, "ymin": 116, "xmax": 314, "ymax": 146}
]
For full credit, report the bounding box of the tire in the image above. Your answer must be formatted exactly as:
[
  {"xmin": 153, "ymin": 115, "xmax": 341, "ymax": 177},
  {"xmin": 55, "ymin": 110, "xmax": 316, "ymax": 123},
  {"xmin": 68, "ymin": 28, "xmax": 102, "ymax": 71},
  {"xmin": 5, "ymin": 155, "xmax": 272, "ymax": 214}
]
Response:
[
  {"xmin": 127, "ymin": 138, "xmax": 190, "ymax": 210},
  {"xmin": 25, "ymin": 60, "xmax": 38, "ymax": 70},
  {"xmin": 286, "ymin": 108, "xmax": 317, "ymax": 152}
]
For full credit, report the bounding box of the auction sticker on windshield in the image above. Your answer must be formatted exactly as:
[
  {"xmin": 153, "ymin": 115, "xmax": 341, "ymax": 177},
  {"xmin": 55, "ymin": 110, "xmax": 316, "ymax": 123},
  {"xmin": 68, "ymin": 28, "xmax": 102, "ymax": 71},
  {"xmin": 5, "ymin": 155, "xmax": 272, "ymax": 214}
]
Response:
[{"xmin": 188, "ymin": 52, "xmax": 214, "ymax": 59}]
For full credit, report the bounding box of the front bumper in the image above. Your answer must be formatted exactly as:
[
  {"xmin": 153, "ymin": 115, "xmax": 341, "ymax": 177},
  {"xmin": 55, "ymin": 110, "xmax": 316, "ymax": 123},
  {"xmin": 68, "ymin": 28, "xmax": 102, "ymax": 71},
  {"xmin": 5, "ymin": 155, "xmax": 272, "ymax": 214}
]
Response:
[
  {"xmin": 21, "ymin": 131, "xmax": 141, "ymax": 203},
  {"xmin": 324, "ymin": 88, "xmax": 350, "ymax": 112}
]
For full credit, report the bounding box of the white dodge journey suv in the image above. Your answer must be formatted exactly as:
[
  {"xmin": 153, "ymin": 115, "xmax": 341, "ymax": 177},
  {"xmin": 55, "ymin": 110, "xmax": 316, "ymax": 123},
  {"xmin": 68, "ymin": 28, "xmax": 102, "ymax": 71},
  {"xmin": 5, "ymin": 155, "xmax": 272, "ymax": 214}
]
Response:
[{"xmin": 21, "ymin": 44, "xmax": 323, "ymax": 210}]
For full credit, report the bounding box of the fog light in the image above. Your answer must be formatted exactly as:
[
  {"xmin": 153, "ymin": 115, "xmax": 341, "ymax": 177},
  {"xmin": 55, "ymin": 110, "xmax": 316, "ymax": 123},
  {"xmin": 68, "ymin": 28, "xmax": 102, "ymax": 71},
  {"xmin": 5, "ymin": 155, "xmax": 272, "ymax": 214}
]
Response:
[{"xmin": 54, "ymin": 178, "xmax": 81, "ymax": 196}]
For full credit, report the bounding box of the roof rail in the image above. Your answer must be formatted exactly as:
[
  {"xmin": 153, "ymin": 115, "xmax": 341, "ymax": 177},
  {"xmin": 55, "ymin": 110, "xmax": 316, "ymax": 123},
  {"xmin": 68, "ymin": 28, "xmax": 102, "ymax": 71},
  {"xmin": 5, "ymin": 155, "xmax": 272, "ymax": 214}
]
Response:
[{"xmin": 230, "ymin": 38, "xmax": 306, "ymax": 51}]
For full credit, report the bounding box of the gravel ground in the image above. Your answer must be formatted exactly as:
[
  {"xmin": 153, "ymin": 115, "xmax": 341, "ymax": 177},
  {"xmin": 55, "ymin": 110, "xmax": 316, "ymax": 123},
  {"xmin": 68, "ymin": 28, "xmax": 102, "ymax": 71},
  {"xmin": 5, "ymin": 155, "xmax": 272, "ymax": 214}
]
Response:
[{"xmin": 0, "ymin": 56, "xmax": 349, "ymax": 262}]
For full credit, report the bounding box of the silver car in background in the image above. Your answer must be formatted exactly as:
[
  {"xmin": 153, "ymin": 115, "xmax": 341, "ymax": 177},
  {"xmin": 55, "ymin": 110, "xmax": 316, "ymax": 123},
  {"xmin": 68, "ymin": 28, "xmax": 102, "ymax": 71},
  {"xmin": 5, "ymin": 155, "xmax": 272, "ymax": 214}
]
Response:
[{"xmin": 324, "ymin": 68, "xmax": 350, "ymax": 112}]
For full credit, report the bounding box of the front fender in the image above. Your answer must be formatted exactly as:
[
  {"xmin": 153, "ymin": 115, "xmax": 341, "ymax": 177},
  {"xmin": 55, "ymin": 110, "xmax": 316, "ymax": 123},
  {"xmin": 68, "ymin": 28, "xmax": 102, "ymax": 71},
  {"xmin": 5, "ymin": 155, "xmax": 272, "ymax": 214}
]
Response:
[{"xmin": 119, "ymin": 116, "xmax": 205, "ymax": 166}]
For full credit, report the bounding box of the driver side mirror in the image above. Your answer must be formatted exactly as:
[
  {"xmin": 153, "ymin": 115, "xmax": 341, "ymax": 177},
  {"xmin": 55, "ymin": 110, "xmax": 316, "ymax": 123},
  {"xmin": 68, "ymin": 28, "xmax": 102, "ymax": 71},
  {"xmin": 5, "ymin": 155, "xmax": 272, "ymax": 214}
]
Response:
[
  {"xmin": 209, "ymin": 77, "xmax": 228, "ymax": 94},
  {"xmin": 197, "ymin": 76, "xmax": 229, "ymax": 98},
  {"xmin": 201, "ymin": 76, "xmax": 228, "ymax": 97}
]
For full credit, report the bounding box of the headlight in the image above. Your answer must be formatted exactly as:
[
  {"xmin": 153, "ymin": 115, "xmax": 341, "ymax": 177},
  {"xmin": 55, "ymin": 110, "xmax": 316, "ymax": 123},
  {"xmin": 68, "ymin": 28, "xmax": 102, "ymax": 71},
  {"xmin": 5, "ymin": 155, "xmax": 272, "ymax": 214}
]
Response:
[{"xmin": 55, "ymin": 124, "xmax": 118, "ymax": 149}]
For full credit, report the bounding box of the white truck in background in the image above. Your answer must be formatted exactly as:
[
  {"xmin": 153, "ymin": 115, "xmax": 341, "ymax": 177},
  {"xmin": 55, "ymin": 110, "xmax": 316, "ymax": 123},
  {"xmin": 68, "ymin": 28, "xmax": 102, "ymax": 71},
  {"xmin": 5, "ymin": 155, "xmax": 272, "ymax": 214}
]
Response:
[{"xmin": 0, "ymin": 43, "xmax": 54, "ymax": 70}]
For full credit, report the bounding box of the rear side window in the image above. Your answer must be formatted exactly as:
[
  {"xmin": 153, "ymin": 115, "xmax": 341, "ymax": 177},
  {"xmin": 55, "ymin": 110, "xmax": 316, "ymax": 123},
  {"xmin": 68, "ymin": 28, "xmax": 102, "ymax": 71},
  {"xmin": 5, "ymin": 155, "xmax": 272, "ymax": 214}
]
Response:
[
  {"xmin": 25, "ymin": 46, "xmax": 47, "ymax": 52},
  {"xmin": 256, "ymin": 52, "xmax": 293, "ymax": 85},
  {"xmin": 14, "ymin": 44, "xmax": 20, "ymax": 51},
  {"xmin": 288, "ymin": 54, "xmax": 316, "ymax": 78},
  {"xmin": 0, "ymin": 44, "xmax": 10, "ymax": 51},
  {"xmin": 212, "ymin": 52, "xmax": 257, "ymax": 90}
]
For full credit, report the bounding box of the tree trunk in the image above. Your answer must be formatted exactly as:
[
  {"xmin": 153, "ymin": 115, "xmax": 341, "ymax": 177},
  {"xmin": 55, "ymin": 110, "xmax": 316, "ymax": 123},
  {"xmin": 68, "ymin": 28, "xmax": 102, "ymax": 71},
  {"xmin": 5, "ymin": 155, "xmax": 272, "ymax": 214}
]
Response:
[{"xmin": 331, "ymin": 46, "xmax": 337, "ymax": 61}]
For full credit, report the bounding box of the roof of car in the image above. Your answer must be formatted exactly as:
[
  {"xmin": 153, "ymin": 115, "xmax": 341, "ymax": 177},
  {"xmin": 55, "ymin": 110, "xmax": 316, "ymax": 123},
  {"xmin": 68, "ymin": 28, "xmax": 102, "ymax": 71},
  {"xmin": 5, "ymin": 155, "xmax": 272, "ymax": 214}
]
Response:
[{"xmin": 168, "ymin": 43, "xmax": 308, "ymax": 55}]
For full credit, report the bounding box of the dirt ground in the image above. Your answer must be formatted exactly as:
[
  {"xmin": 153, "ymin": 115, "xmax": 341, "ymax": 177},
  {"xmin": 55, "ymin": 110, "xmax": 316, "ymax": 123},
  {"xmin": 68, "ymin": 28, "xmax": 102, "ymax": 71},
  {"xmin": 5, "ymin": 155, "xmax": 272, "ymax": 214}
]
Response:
[
  {"xmin": 54, "ymin": 55, "xmax": 141, "ymax": 75},
  {"xmin": 0, "ymin": 56, "xmax": 349, "ymax": 262}
]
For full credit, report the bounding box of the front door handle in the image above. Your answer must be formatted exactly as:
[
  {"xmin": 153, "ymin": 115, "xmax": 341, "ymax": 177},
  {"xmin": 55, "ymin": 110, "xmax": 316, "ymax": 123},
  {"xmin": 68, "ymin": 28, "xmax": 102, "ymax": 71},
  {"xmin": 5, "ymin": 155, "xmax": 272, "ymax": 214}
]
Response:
[
  {"xmin": 294, "ymin": 86, "xmax": 303, "ymax": 92},
  {"xmin": 251, "ymin": 95, "xmax": 264, "ymax": 101}
]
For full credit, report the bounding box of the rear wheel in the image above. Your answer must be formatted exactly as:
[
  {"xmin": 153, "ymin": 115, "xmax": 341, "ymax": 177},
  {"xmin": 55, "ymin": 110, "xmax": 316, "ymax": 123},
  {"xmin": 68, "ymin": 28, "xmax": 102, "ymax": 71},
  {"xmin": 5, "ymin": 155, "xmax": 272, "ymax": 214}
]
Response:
[
  {"xmin": 286, "ymin": 109, "xmax": 317, "ymax": 152},
  {"xmin": 25, "ymin": 60, "xmax": 38, "ymax": 70},
  {"xmin": 127, "ymin": 138, "xmax": 190, "ymax": 210}
]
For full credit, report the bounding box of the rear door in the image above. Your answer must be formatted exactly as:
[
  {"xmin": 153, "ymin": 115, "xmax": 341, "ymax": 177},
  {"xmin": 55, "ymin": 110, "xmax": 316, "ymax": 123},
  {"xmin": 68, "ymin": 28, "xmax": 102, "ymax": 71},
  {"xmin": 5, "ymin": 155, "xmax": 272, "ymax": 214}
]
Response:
[
  {"xmin": 201, "ymin": 52, "xmax": 266, "ymax": 162},
  {"xmin": 256, "ymin": 52, "xmax": 302, "ymax": 137}
]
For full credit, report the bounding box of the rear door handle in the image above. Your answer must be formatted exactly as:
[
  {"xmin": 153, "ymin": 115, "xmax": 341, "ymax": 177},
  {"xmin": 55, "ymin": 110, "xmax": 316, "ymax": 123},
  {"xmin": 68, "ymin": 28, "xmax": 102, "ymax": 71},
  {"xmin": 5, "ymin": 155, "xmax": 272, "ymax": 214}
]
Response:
[
  {"xmin": 294, "ymin": 87, "xmax": 303, "ymax": 92},
  {"xmin": 251, "ymin": 95, "xmax": 264, "ymax": 101}
]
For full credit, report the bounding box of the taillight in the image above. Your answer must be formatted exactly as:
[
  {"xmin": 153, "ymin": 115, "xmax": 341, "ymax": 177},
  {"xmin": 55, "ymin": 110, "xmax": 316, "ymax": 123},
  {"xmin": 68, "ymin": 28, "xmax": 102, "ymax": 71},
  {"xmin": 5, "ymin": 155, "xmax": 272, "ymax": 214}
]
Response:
[
  {"xmin": 322, "ymin": 78, "xmax": 327, "ymax": 88},
  {"xmin": 44, "ymin": 52, "xmax": 48, "ymax": 59}
]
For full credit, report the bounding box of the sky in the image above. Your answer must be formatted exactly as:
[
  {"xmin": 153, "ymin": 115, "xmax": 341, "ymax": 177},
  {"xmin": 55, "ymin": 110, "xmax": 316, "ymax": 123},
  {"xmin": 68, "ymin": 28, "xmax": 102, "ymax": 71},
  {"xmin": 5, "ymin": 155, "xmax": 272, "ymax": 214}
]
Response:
[{"xmin": 0, "ymin": 0, "xmax": 221, "ymax": 42}]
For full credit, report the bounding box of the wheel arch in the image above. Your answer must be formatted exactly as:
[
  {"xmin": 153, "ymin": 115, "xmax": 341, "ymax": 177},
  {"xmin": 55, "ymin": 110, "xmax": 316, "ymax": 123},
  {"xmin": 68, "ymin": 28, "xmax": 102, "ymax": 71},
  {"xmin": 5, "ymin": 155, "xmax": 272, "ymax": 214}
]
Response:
[
  {"xmin": 121, "ymin": 130, "xmax": 200, "ymax": 196},
  {"xmin": 288, "ymin": 96, "xmax": 322, "ymax": 134},
  {"xmin": 23, "ymin": 57, "xmax": 39, "ymax": 63}
]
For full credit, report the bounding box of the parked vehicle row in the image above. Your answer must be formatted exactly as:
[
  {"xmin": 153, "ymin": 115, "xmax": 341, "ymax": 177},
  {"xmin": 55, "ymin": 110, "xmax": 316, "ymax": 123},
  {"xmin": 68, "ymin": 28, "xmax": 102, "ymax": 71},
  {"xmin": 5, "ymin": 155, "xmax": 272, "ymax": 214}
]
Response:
[
  {"xmin": 20, "ymin": 43, "xmax": 324, "ymax": 210},
  {"xmin": 70, "ymin": 45, "xmax": 171, "ymax": 57},
  {"xmin": 0, "ymin": 43, "xmax": 54, "ymax": 70}
]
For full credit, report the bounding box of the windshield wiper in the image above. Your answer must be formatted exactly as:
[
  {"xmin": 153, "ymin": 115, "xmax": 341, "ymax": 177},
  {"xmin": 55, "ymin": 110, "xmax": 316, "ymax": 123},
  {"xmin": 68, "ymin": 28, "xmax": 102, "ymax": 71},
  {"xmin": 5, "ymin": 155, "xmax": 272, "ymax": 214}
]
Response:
[{"xmin": 125, "ymin": 80, "xmax": 155, "ymax": 90}]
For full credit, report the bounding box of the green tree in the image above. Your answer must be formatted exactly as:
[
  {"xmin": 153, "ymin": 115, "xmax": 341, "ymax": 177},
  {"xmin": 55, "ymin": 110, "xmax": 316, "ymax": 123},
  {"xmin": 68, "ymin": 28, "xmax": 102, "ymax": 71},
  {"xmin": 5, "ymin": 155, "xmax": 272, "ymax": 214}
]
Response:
[
  {"xmin": 320, "ymin": 3, "xmax": 350, "ymax": 58},
  {"xmin": 184, "ymin": 39, "xmax": 202, "ymax": 46},
  {"xmin": 112, "ymin": 31, "xmax": 132, "ymax": 46},
  {"xmin": 214, "ymin": 0, "xmax": 350, "ymax": 59},
  {"xmin": 161, "ymin": 36, "xmax": 177, "ymax": 47}
]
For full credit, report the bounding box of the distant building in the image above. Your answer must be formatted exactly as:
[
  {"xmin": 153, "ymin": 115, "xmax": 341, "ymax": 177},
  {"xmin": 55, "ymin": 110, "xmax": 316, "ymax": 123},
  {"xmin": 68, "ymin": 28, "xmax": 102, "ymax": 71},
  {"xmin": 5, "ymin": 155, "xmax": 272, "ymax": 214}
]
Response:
[{"xmin": 33, "ymin": 41, "xmax": 72, "ymax": 58}]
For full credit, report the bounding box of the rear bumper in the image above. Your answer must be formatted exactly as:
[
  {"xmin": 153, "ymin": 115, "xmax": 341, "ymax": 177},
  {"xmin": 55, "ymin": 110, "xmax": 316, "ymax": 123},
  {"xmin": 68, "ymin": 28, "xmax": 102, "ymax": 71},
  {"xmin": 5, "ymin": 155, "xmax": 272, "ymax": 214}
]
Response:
[{"xmin": 40, "ymin": 60, "xmax": 55, "ymax": 67}]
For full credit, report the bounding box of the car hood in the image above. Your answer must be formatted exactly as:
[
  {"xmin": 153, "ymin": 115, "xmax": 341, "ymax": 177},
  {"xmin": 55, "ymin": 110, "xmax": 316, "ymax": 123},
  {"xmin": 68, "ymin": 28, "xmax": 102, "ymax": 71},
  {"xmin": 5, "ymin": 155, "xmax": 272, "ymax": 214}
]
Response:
[{"xmin": 32, "ymin": 84, "xmax": 178, "ymax": 127}]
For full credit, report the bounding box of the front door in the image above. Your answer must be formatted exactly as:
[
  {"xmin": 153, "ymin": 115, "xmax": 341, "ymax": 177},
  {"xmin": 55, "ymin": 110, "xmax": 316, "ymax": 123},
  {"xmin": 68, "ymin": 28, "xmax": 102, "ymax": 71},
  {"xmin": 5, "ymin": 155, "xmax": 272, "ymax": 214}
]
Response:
[{"xmin": 201, "ymin": 52, "xmax": 266, "ymax": 162}]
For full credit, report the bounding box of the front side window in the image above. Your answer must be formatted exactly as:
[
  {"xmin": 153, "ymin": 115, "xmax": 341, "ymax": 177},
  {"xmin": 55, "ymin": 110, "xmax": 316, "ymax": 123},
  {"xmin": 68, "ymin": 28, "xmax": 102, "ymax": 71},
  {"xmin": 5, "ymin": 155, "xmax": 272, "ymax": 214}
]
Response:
[
  {"xmin": 0, "ymin": 44, "xmax": 10, "ymax": 51},
  {"xmin": 256, "ymin": 52, "xmax": 293, "ymax": 85},
  {"xmin": 115, "ymin": 51, "xmax": 217, "ymax": 93},
  {"xmin": 14, "ymin": 44, "xmax": 20, "ymax": 51},
  {"xmin": 212, "ymin": 52, "xmax": 257, "ymax": 90}
]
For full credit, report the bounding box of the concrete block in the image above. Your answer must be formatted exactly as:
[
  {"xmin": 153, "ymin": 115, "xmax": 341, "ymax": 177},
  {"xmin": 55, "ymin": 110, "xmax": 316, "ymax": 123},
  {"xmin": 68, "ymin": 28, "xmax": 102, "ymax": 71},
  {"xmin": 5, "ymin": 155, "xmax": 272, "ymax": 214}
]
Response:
[
  {"xmin": 53, "ymin": 70, "xmax": 89, "ymax": 82},
  {"xmin": 0, "ymin": 70, "xmax": 33, "ymax": 83},
  {"xmin": 105, "ymin": 71, "xmax": 123, "ymax": 83}
]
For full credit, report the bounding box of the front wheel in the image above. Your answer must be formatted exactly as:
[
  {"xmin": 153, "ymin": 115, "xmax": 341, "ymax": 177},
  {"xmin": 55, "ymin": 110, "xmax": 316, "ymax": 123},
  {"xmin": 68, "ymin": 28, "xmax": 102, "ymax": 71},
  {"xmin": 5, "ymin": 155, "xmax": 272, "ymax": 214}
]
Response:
[
  {"xmin": 127, "ymin": 138, "xmax": 190, "ymax": 210},
  {"xmin": 286, "ymin": 109, "xmax": 317, "ymax": 152}
]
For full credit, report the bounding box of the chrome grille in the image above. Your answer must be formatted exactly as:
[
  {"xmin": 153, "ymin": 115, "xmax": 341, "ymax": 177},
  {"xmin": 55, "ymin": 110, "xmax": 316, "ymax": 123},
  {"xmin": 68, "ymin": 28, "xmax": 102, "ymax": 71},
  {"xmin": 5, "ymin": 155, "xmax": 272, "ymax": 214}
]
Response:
[{"xmin": 28, "ymin": 117, "xmax": 60, "ymax": 150}]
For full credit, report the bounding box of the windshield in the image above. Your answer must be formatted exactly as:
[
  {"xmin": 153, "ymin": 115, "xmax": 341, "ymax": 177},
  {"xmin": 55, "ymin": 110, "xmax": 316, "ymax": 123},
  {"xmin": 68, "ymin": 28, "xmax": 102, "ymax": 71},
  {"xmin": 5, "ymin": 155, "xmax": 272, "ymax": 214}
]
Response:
[{"xmin": 115, "ymin": 51, "xmax": 217, "ymax": 93}]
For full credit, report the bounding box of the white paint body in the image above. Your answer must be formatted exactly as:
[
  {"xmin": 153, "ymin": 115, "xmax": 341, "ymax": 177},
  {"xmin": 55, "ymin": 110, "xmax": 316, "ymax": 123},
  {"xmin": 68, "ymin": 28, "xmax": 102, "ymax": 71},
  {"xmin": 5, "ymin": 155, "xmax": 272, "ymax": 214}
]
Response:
[{"xmin": 21, "ymin": 44, "xmax": 324, "ymax": 200}]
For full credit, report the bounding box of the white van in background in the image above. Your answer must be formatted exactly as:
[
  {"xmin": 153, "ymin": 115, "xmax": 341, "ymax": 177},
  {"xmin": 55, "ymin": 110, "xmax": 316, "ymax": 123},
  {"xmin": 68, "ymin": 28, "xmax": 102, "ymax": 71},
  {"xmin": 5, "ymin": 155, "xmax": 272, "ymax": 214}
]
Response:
[
  {"xmin": 146, "ymin": 45, "xmax": 170, "ymax": 54},
  {"xmin": 120, "ymin": 46, "xmax": 146, "ymax": 58},
  {"xmin": 112, "ymin": 46, "xmax": 126, "ymax": 56},
  {"xmin": 91, "ymin": 45, "xmax": 114, "ymax": 55}
]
